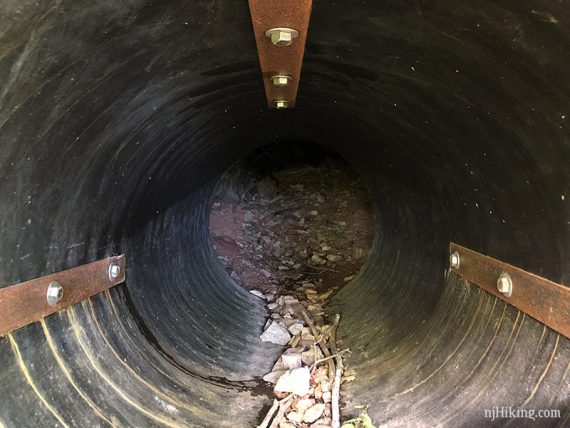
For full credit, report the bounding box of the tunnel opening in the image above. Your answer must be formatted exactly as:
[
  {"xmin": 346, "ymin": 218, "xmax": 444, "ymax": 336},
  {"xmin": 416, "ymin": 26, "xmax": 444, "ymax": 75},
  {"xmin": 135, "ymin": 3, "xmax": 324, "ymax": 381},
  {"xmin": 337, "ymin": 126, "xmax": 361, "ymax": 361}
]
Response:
[
  {"xmin": 208, "ymin": 141, "xmax": 375, "ymax": 295},
  {"xmin": 0, "ymin": 1, "xmax": 569, "ymax": 427}
]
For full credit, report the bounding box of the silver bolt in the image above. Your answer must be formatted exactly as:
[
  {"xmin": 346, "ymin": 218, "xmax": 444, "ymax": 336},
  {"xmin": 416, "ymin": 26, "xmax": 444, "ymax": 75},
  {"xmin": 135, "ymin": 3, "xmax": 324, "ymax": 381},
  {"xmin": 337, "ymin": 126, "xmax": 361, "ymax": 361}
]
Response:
[
  {"xmin": 274, "ymin": 99, "xmax": 289, "ymax": 109},
  {"xmin": 450, "ymin": 251, "xmax": 460, "ymax": 269},
  {"xmin": 265, "ymin": 28, "xmax": 299, "ymax": 46},
  {"xmin": 108, "ymin": 262, "xmax": 121, "ymax": 280},
  {"xmin": 46, "ymin": 281, "xmax": 64, "ymax": 306},
  {"xmin": 271, "ymin": 75, "xmax": 292, "ymax": 87},
  {"xmin": 497, "ymin": 272, "xmax": 513, "ymax": 297}
]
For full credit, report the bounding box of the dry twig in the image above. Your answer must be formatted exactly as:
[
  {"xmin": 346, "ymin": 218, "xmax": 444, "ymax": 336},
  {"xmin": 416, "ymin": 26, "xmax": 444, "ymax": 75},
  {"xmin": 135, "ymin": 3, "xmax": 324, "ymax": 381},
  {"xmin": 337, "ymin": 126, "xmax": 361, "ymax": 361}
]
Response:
[
  {"xmin": 330, "ymin": 314, "xmax": 343, "ymax": 428},
  {"xmin": 257, "ymin": 395, "xmax": 293, "ymax": 428},
  {"xmin": 268, "ymin": 395, "xmax": 294, "ymax": 428},
  {"xmin": 300, "ymin": 308, "xmax": 336, "ymax": 382},
  {"xmin": 310, "ymin": 349, "xmax": 350, "ymax": 371},
  {"xmin": 300, "ymin": 309, "xmax": 331, "ymax": 358},
  {"xmin": 257, "ymin": 399, "xmax": 279, "ymax": 428}
]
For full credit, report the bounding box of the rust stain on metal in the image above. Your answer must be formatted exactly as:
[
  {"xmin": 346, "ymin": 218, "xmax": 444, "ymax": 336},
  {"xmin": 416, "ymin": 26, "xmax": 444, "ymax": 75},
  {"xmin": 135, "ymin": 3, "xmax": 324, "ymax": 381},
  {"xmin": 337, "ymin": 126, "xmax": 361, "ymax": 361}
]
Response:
[
  {"xmin": 248, "ymin": 0, "xmax": 313, "ymax": 108},
  {"xmin": 0, "ymin": 255, "xmax": 126, "ymax": 336},
  {"xmin": 450, "ymin": 243, "xmax": 569, "ymax": 338}
]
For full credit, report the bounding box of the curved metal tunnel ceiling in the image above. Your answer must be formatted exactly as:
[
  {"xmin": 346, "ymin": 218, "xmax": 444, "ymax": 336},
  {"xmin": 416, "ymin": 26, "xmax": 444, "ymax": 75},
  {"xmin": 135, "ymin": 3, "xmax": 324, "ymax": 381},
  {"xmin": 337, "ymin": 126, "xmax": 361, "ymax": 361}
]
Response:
[{"xmin": 0, "ymin": 1, "xmax": 569, "ymax": 426}]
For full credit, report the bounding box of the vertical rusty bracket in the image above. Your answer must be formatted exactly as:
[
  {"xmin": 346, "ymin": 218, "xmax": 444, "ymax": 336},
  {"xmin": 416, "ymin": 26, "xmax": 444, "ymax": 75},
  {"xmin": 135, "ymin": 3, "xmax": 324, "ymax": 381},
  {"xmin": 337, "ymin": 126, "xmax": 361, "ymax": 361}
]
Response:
[
  {"xmin": 450, "ymin": 243, "xmax": 570, "ymax": 338},
  {"xmin": 248, "ymin": 0, "xmax": 313, "ymax": 108},
  {"xmin": 0, "ymin": 255, "xmax": 126, "ymax": 336}
]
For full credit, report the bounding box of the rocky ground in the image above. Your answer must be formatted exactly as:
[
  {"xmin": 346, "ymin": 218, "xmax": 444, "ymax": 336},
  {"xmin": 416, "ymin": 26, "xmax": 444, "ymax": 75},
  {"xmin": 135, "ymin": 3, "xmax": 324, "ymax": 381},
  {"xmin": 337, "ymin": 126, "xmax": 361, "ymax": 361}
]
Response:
[
  {"xmin": 253, "ymin": 283, "xmax": 360, "ymax": 428},
  {"xmin": 209, "ymin": 156, "xmax": 375, "ymax": 295}
]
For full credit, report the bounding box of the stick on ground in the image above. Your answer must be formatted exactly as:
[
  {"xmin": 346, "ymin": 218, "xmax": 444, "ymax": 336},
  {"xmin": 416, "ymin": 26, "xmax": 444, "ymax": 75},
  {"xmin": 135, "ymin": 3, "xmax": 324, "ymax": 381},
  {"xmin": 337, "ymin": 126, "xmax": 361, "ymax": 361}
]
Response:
[
  {"xmin": 257, "ymin": 395, "xmax": 293, "ymax": 428},
  {"xmin": 268, "ymin": 395, "xmax": 294, "ymax": 428},
  {"xmin": 300, "ymin": 307, "xmax": 336, "ymax": 382},
  {"xmin": 330, "ymin": 314, "xmax": 343, "ymax": 428}
]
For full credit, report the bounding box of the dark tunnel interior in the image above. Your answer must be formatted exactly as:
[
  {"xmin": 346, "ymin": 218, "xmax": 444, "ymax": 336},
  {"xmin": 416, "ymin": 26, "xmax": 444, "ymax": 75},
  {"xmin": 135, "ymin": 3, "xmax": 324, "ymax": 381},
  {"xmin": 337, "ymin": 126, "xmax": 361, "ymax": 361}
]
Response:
[{"xmin": 0, "ymin": 1, "xmax": 569, "ymax": 427}]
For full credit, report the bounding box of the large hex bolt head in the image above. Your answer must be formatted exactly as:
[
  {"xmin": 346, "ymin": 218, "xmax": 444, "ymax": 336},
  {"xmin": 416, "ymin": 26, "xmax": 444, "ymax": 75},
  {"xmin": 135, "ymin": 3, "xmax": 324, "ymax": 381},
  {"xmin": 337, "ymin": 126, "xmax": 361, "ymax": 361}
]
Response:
[
  {"xmin": 265, "ymin": 28, "xmax": 299, "ymax": 46},
  {"xmin": 449, "ymin": 251, "xmax": 460, "ymax": 269},
  {"xmin": 108, "ymin": 262, "xmax": 121, "ymax": 280},
  {"xmin": 271, "ymin": 75, "xmax": 293, "ymax": 87},
  {"xmin": 497, "ymin": 272, "xmax": 513, "ymax": 297},
  {"xmin": 274, "ymin": 100, "xmax": 289, "ymax": 109},
  {"xmin": 46, "ymin": 281, "xmax": 64, "ymax": 306}
]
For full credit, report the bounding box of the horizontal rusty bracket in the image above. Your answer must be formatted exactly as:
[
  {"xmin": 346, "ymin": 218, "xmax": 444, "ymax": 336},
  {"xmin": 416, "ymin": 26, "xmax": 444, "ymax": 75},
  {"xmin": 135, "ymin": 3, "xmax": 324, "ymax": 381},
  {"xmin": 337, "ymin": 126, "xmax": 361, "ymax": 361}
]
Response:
[
  {"xmin": 450, "ymin": 243, "xmax": 569, "ymax": 338},
  {"xmin": 0, "ymin": 255, "xmax": 126, "ymax": 336},
  {"xmin": 248, "ymin": 0, "xmax": 313, "ymax": 108}
]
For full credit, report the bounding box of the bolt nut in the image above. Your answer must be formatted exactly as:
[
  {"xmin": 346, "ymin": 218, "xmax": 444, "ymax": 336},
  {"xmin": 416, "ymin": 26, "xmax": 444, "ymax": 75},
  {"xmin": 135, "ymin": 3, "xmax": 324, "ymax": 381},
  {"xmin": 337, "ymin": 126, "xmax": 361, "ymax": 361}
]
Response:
[
  {"xmin": 46, "ymin": 281, "xmax": 64, "ymax": 306},
  {"xmin": 271, "ymin": 75, "xmax": 292, "ymax": 87},
  {"xmin": 265, "ymin": 28, "xmax": 299, "ymax": 46},
  {"xmin": 497, "ymin": 272, "xmax": 513, "ymax": 297},
  {"xmin": 108, "ymin": 262, "xmax": 121, "ymax": 280},
  {"xmin": 274, "ymin": 99, "xmax": 289, "ymax": 109},
  {"xmin": 450, "ymin": 251, "xmax": 460, "ymax": 269}
]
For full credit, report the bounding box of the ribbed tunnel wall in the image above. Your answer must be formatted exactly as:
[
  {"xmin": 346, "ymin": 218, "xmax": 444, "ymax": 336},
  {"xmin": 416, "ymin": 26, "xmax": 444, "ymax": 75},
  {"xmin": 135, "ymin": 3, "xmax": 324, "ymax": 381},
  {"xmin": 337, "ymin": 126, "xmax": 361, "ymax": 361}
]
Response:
[{"xmin": 1, "ymin": 1, "xmax": 569, "ymax": 427}]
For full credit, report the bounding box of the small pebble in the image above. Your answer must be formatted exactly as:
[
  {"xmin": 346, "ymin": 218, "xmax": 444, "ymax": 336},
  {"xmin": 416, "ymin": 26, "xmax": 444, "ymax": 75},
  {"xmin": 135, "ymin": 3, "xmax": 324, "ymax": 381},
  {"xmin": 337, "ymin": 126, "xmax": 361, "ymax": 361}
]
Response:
[
  {"xmin": 250, "ymin": 290, "xmax": 265, "ymax": 299},
  {"xmin": 303, "ymin": 403, "xmax": 326, "ymax": 423}
]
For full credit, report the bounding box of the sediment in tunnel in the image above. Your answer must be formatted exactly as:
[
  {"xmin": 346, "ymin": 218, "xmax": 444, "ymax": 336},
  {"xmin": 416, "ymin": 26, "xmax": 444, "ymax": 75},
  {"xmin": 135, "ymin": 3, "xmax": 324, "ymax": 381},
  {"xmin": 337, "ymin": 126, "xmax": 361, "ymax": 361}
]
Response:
[{"xmin": 0, "ymin": 0, "xmax": 569, "ymax": 427}]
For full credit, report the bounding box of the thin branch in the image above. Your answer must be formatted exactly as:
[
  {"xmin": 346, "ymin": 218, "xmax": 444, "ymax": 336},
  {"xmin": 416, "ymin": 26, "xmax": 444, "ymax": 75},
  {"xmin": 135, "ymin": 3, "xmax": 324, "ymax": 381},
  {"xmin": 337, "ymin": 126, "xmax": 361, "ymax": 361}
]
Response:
[
  {"xmin": 330, "ymin": 314, "xmax": 343, "ymax": 428},
  {"xmin": 257, "ymin": 395, "xmax": 293, "ymax": 428}
]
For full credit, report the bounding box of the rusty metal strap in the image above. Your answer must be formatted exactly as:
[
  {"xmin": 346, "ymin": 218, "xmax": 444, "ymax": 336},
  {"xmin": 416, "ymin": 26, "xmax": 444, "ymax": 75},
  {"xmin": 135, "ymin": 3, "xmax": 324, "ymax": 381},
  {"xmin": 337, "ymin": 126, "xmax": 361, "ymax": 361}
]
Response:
[
  {"xmin": 248, "ymin": 0, "xmax": 313, "ymax": 108},
  {"xmin": 0, "ymin": 255, "xmax": 126, "ymax": 336},
  {"xmin": 450, "ymin": 243, "xmax": 570, "ymax": 338}
]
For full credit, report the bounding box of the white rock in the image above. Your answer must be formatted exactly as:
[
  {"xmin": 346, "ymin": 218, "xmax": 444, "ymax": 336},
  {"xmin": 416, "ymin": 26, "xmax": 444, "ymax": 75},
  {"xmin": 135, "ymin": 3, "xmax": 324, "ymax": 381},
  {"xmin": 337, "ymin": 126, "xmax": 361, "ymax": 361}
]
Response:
[
  {"xmin": 274, "ymin": 367, "xmax": 311, "ymax": 396},
  {"xmin": 281, "ymin": 353, "xmax": 302, "ymax": 369},
  {"xmin": 286, "ymin": 411, "xmax": 303, "ymax": 424},
  {"xmin": 310, "ymin": 254, "xmax": 323, "ymax": 263},
  {"xmin": 271, "ymin": 357, "xmax": 286, "ymax": 372},
  {"xmin": 288, "ymin": 322, "xmax": 304, "ymax": 336},
  {"xmin": 263, "ymin": 370, "xmax": 286, "ymax": 384},
  {"xmin": 326, "ymin": 254, "xmax": 340, "ymax": 262},
  {"xmin": 260, "ymin": 322, "xmax": 291, "ymax": 345},
  {"xmin": 295, "ymin": 398, "xmax": 315, "ymax": 414},
  {"xmin": 303, "ymin": 403, "xmax": 325, "ymax": 423},
  {"xmin": 267, "ymin": 302, "xmax": 279, "ymax": 310},
  {"xmin": 263, "ymin": 319, "xmax": 272, "ymax": 331},
  {"xmin": 322, "ymin": 391, "xmax": 332, "ymax": 403},
  {"xmin": 282, "ymin": 295, "xmax": 299, "ymax": 305},
  {"xmin": 250, "ymin": 290, "xmax": 265, "ymax": 299}
]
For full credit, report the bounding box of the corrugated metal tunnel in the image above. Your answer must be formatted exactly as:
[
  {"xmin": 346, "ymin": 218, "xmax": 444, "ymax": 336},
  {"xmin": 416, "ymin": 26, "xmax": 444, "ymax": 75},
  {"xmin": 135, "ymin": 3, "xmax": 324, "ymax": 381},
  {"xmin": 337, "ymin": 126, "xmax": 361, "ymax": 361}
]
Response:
[{"xmin": 1, "ymin": 1, "xmax": 569, "ymax": 427}]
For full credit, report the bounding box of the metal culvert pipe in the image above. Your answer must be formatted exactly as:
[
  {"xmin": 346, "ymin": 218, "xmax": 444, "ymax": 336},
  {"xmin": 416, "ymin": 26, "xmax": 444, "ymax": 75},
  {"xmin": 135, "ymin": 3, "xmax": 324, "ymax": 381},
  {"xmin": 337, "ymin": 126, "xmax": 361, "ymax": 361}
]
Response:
[{"xmin": 0, "ymin": 1, "xmax": 569, "ymax": 427}]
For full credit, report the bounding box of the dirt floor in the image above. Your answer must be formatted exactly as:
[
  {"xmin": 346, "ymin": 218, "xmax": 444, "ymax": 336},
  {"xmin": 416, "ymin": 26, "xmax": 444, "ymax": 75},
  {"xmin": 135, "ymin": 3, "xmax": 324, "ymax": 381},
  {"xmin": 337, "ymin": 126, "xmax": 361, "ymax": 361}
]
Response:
[{"xmin": 208, "ymin": 154, "xmax": 375, "ymax": 295}]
